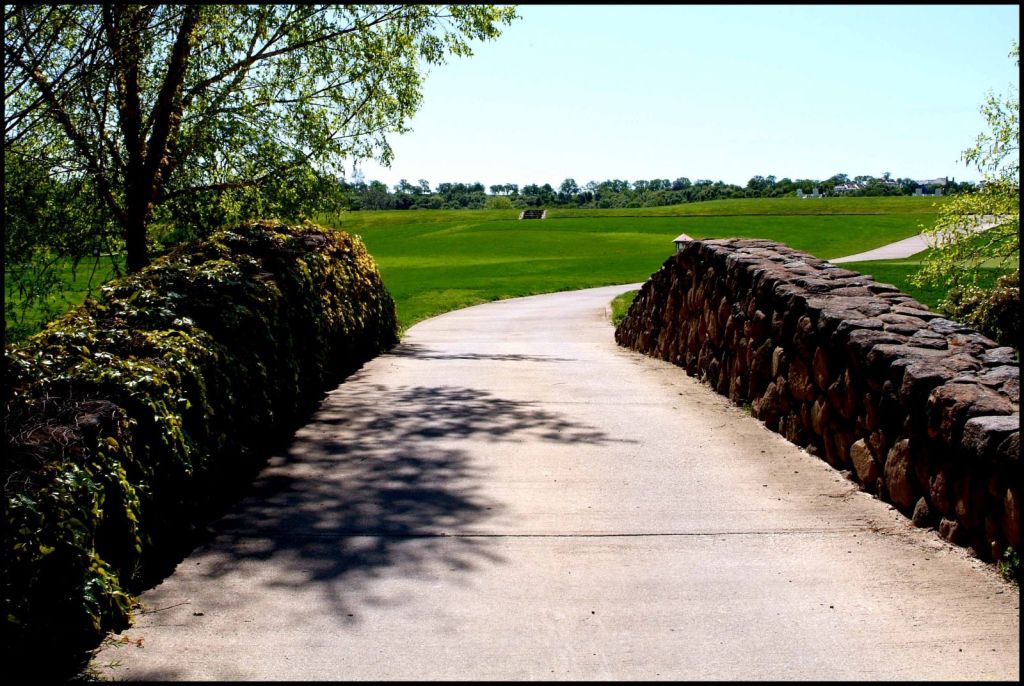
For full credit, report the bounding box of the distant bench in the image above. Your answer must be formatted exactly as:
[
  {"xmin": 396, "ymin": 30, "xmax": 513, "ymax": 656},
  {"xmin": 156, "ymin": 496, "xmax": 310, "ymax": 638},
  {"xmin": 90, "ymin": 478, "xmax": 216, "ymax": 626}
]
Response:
[{"xmin": 519, "ymin": 209, "xmax": 547, "ymax": 220}]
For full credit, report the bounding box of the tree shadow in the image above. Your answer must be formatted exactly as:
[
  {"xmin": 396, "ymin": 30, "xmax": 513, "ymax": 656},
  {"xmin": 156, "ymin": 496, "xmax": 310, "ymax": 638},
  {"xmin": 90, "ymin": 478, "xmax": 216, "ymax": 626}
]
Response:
[
  {"xmin": 170, "ymin": 377, "xmax": 628, "ymax": 626},
  {"xmin": 386, "ymin": 341, "xmax": 578, "ymax": 363}
]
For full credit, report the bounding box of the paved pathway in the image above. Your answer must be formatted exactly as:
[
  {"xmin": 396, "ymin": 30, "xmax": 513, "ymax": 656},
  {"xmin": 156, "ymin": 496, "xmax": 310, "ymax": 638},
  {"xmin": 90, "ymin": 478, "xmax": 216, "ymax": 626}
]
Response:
[
  {"xmin": 91, "ymin": 284, "xmax": 1019, "ymax": 680},
  {"xmin": 830, "ymin": 215, "xmax": 1004, "ymax": 263},
  {"xmin": 829, "ymin": 233, "xmax": 934, "ymax": 263}
]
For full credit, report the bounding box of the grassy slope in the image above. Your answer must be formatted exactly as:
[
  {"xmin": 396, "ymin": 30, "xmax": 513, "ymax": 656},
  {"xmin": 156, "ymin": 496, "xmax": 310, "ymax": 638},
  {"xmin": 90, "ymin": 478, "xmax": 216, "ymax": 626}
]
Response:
[
  {"xmin": 327, "ymin": 196, "xmax": 946, "ymax": 225},
  {"xmin": 5, "ymin": 256, "xmax": 124, "ymax": 338},
  {"xmin": 320, "ymin": 196, "xmax": 944, "ymax": 331},
  {"xmin": 7, "ymin": 196, "xmax": 949, "ymax": 339},
  {"xmin": 552, "ymin": 195, "xmax": 946, "ymax": 218},
  {"xmin": 610, "ymin": 290, "xmax": 641, "ymax": 327}
]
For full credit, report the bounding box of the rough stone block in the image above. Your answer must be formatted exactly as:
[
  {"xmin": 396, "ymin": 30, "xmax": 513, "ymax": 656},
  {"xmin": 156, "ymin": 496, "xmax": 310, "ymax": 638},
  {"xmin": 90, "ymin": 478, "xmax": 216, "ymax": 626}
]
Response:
[
  {"xmin": 898, "ymin": 363, "xmax": 954, "ymax": 406},
  {"xmin": 880, "ymin": 313, "xmax": 931, "ymax": 335},
  {"xmin": 884, "ymin": 439, "xmax": 917, "ymax": 511},
  {"xmin": 962, "ymin": 415, "xmax": 1020, "ymax": 460},
  {"xmin": 788, "ymin": 357, "xmax": 816, "ymax": 402},
  {"xmin": 812, "ymin": 347, "xmax": 830, "ymax": 390},
  {"xmin": 929, "ymin": 467, "xmax": 952, "ymax": 517},
  {"xmin": 826, "ymin": 369, "xmax": 857, "ymax": 420},
  {"xmin": 926, "ymin": 383, "xmax": 1015, "ymax": 445},
  {"xmin": 997, "ymin": 432, "xmax": 1018, "ymax": 465},
  {"xmin": 1003, "ymin": 488, "xmax": 1021, "ymax": 548},
  {"xmin": 939, "ymin": 517, "xmax": 964, "ymax": 544},
  {"xmin": 912, "ymin": 497, "xmax": 931, "ymax": 527},
  {"xmin": 981, "ymin": 347, "xmax": 1018, "ymax": 366},
  {"xmin": 850, "ymin": 439, "xmax": 878, "ymax": 489}
]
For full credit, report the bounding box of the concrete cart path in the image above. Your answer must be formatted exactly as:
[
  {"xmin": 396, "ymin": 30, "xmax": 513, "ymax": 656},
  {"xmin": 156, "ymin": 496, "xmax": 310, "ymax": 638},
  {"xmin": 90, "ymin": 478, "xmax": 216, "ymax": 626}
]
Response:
[
  {"xmin": 829, "ymin": 233, "xmax": 934, "ymax": 263},
  {"xmin": 91, "ymin": 284, "xmax": 1019, "ymax": 681},
  {"xmin": 830, "ymin": 215, "xmax": 1005, "ymax": 263}
]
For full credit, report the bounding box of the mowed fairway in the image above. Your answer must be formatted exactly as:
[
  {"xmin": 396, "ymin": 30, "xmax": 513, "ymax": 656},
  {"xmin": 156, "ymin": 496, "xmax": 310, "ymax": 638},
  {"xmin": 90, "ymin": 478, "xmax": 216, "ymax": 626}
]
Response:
[
  {"xmin": 4, "ymin": 255, "xmax": 125, "ymax": 338},
  {"xmin": 319, "ymin": 196, "xmax": 945, "ymax": 330},
  {"xmin": 6, "ymin": 197, "xmax": 948, "ymax": 339}
]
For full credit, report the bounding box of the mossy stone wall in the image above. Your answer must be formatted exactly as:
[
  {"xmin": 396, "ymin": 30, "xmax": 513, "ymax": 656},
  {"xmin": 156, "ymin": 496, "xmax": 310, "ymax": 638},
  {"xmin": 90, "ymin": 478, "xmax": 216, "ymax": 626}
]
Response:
[{"xmin": 2, "ymin": 220, "xmax": 398, "ymax": 675}]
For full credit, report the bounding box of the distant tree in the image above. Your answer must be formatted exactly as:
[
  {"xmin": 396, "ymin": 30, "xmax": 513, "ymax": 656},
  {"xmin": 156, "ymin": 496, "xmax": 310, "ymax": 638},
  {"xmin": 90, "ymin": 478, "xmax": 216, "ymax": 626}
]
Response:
[
  {"xmin": 559, "ymin": 177, "xmax": 579, "ymax": 200},
  {"xmin": 362, "ymin": 180, "xmax": 394, "ymax": 209},
  {"xmin": 395, "ymin": 179, "xmax": 418, "ymax": 195},
  {"xmin": 485, "ymin": 195, "xmax": 513, "ymax": 209},
  {"xmin": 304, "ymin": 169, "xmax": 979, "ymax": 216},
  {"xmin": 820, "ymin": 173, "xmax": 847, "ymax": 195},
  {"xmin": 746, "ymin": 175, "xmax": 771, "ymax": 193},
  {"xmin": 599, "ymin": 179, "xmax": 627, "ymax": 194}
]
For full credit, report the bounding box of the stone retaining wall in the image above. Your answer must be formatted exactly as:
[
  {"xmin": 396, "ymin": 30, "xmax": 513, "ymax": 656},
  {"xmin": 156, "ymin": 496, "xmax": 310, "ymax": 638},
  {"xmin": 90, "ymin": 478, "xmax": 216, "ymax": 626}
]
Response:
[{"xmin": 615, "ymin": 238, "xmax": 1020, "ymax": 562}]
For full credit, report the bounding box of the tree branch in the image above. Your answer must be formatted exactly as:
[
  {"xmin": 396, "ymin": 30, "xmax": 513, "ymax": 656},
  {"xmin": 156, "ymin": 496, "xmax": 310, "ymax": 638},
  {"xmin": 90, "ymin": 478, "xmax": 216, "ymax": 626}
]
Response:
[
  {"xmin": 134, "ymin": 5, "xmax": 200, "ymax": 220},
  {"xmin": 103, "ymin": 4, "xmax": 148, "ymax": 184},
  {"xmin": 8, "ymin": 50, "xmax": 126, "ymax": 225},
  {"xmin": 179, "ymin": 5, "xmax": 402, "ymax": 110}
]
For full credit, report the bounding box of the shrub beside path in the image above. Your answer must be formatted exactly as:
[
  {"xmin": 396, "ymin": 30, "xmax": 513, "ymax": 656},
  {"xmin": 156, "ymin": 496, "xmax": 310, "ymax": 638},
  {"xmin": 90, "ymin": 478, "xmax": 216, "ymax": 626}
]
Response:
[{"xmin": 91, "ymin": 284, "xmax": 1018, "ymax": 680}]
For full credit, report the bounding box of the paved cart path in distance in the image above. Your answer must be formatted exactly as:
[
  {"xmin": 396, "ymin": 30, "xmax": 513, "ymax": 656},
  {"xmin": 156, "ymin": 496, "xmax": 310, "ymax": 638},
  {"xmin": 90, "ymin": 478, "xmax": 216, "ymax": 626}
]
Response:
[
  {"xmin": 91, "ymin": 284, "xmax": 1019, "ymax": 681},
  {"xmin": 829, "ymin": 214, "xmax": 1006, "ymax": 263}
]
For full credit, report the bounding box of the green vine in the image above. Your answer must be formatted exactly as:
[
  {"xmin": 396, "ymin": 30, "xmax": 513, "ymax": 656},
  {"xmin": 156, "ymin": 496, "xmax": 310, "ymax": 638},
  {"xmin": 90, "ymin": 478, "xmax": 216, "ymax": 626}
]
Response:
[{"xmin": 2, "ymin": 220, "xmax": 398, "ymax": 677}]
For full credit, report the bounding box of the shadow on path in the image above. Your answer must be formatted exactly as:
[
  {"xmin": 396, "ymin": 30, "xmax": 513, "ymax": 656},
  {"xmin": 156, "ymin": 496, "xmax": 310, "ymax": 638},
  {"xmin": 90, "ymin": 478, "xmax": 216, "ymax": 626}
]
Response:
[
  {"xmin": 171, "ymin": 380, "xmax": 625, "ymax": 625},
  {"xmin": 386, "ymin": 341, "xmax": 578, "ymax": 363}
]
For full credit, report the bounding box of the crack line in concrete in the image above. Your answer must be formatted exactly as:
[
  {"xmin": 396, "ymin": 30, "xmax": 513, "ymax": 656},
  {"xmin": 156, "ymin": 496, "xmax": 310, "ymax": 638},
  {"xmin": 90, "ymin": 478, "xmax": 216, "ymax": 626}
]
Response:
[{"xmin": 211, "ymin": 526, "xmax": 893, "ymax": 540}]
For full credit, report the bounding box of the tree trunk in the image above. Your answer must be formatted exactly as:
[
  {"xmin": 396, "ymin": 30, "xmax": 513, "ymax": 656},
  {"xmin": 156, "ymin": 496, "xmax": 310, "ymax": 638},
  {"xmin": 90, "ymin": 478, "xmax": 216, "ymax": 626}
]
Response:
[
  {"xmin": 124, "ymin": 204, "xmax": 150, "ymax": 273},
  {"xmin": 119, "ymin": 7, "xmax": 200, "ymax": 274}
]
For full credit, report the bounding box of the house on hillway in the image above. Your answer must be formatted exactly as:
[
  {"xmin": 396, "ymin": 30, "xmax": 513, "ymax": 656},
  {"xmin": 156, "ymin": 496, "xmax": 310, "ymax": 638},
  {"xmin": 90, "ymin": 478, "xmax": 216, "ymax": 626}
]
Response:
[
  {"xmin": 833, "ymin": 183, "xmax": 864, "ymax": 194},
  {"xmin": 914, "ymin": 177, "xmax": 948, "ymax": 196}
]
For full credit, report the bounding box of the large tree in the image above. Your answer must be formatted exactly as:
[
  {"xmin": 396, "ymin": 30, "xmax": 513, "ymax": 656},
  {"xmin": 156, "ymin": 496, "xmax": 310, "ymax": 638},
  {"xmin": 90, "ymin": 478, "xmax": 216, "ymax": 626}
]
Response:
[
  {"xmin": 913, "ymin": 42, "xmax": 1019, "ymax": 346},
  {"xmin": 4, "ymin": 4, "xmax": 518, "ymax": 271}
]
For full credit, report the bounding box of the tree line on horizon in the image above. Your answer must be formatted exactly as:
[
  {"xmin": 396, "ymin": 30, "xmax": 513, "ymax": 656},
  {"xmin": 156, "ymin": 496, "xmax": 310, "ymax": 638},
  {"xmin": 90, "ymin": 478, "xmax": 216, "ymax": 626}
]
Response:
[{"xmin": 339, "ymin": 173, "xmax": 976, "ymax": 211}]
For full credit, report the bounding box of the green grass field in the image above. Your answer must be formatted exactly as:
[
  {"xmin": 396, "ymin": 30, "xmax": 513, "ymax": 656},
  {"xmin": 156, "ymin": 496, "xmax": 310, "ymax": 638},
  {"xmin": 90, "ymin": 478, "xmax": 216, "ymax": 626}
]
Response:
[
  {"xmin": 553, "ymin": 195, "xmax": 947, "ymax": 218},
  {"xmin": 610, "ymin": 290, "xmax": 640, "ymax": 327},
  {"xmin": 5, "ymin": 255, "xmax": 124, "ymax": 340},
  {"xmin": 6, "ymin": 196, "xmax": 953, "ymax": 340},
  {"xmin": 318, "ymin": 196, "xmax": 945, "ymax": 331}
]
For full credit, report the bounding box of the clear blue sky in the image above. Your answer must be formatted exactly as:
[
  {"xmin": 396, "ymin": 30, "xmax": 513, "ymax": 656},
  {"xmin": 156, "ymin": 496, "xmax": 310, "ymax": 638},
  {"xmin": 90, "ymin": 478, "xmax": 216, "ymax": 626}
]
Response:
[{"xmin": 354, "ymin": 4, "xmax": 1020, "ymax": 190}]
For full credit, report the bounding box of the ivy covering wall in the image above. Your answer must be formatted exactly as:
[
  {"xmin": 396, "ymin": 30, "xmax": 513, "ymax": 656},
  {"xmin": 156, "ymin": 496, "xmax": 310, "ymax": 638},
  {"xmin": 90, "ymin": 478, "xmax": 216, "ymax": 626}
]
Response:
[{"xmin": 2, "ymin": 220, "xmax": 398, "ymax": 676}]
